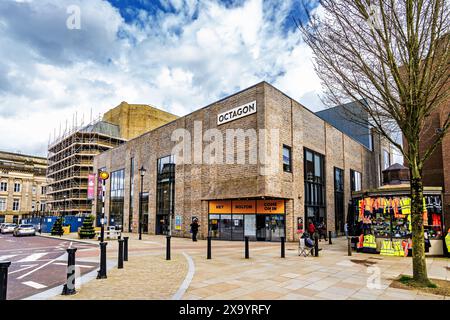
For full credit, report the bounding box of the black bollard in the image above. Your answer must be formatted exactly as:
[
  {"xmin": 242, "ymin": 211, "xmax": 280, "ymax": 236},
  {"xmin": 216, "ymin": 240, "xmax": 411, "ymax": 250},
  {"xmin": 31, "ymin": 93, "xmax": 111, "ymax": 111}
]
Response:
[
  {"xmin": 97, "ymin": 242, "xmax": 108, "ymax": 279},
  {"xmin": 0, "ymin": 261, "xmax": 11, "ymax": 300},
  {"xmin": 348, "ymin": 237, "xmax": 352, "ymax": 256},
  {"xmin": 123, "ymin": 237, "xmax": 129, "ymax": 262},
  {"xmin": 244, "ymin": 236, "xmax": 249, "ymax": 259},
  {"xmin": 207, "ymin": 236, "xmax": 212, "ymax": 259},
  {"xmin": 329, "ymin": 231, "xmax": 332, "ymax": 245},
  {"xmin": 314, "ymin": 234, "xmax": 319, "ymax": 257},
  {"xmin": 166, "ymin": 236, "xmax": 171, "ymax": 260},
  {"xmin": 62, "ymin": 248, "xmax": 77, "ymax": 295},
  {"xmin": 118, "ymin": 239, "xmax": 124, "ymax": 269},
  {"xmin": 281, "ymin": 236, "xmax": 285, "ymax": 258}
]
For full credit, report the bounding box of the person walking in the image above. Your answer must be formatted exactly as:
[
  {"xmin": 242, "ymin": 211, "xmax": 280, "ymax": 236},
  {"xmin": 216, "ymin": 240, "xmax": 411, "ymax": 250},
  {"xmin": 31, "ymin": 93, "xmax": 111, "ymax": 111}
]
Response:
[
  {"xmin": 190, "ymin": 218, "xmax": 199, "ymax": 242},
  {"xmin": 318, "ymin": 221, "xmax": 328, "ymax": 242}
]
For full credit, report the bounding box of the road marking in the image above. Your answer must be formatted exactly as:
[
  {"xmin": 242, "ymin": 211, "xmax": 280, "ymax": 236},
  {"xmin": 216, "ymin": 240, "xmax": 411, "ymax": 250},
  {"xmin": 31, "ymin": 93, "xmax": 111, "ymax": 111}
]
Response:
[
  {"xmin": 22, "ymin": 281, "xmax": 47, "ymax": 289},
  {"xmin": 18, "ymin": 253, "xmax": 48, "ymax": 262},
  {"xmin": 52, "ymin": 262, "xmax": 95, "ymax": 268},
  {"xmin": 0, "ymin": 254, "xmax": 18, "ymax": 261},
  {"xmin": 17, "ymin": 253, "xmax": 66, "ymax": 280},
  {"xmin": 172, "ymin": 252, "xmax": 195, "ymax": 300},
  {"xmin": 9, "ymin": 264, "xmax": 38, "ymax": 275}
]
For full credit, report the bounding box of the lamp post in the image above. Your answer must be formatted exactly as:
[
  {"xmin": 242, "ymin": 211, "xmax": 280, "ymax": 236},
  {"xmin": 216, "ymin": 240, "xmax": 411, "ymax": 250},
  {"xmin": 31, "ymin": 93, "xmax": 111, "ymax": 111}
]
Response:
[
  {"xmin": 138, "ymin": 166, "xmax": 146, "ymax": 241},
  {"xmin": 99, "ymin": 171, "xmax": 110, "ymax": 243}
]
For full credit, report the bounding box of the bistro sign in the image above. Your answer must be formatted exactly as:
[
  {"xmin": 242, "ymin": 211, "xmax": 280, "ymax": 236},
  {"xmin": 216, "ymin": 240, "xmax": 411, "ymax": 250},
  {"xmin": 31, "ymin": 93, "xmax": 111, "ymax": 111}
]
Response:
[{"xmin": 217, "ymin": 100, "xmax": 257, "ymax": 125}]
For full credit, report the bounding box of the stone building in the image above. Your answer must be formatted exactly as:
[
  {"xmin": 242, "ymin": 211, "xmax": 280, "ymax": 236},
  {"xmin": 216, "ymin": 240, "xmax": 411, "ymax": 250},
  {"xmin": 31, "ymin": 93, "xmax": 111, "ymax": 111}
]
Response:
[
  {"xmin": 93, "ymin": 82, "xmax": 392, "ymax": 241},
  {"xmin": 0, "ymin": 151, "xmax": 49, "ymax": 224}
]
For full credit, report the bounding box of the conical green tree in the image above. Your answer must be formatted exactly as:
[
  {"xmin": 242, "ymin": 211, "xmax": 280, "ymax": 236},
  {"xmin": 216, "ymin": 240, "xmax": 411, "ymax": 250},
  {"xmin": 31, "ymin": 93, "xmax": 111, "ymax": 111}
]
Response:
[
  {"xmin": 79, "ymin": 215, "xmax": 95, "ymax": 239},
  {"xmin": 51, "ymin": 217, "xmax": 64, "ymax": 236}
]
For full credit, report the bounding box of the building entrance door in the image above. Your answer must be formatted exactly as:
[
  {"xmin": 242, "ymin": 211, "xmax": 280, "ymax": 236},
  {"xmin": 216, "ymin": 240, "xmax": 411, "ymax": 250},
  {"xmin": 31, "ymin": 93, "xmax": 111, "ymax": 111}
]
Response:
[{"xmin": 256, "ymin": 215, "xmax": 269, "ymax": 241}]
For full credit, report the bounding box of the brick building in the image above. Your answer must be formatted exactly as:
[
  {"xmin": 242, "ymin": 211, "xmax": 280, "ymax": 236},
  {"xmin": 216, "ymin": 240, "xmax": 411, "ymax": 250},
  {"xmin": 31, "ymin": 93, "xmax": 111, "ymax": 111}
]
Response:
[
  {"xmin": 93, "ymin": 82, "xmax": 392, "ymax": 241},
  {"xmin": 0, "ymin": 151, "xmax": 49, "ymax": 224}
]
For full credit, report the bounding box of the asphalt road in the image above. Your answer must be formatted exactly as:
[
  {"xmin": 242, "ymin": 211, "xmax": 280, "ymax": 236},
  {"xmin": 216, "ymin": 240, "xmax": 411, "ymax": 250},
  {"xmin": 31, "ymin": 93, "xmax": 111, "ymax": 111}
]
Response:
[{"xmin": 0, "ymin": 233, "xmax": 99, "ymax": 300}]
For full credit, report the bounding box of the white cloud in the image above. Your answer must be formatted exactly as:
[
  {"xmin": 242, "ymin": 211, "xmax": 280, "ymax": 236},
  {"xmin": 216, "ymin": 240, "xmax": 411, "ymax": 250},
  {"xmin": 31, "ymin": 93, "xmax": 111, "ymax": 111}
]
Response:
[{"xmin": 0, "ymin": 0, "xmax": 325, "ymax": 156}]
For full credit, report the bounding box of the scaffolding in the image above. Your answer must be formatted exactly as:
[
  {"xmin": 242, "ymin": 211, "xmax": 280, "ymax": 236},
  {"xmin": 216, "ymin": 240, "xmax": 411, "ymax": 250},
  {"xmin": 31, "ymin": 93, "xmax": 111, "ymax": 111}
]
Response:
[{"xmin": 46, "ymin": 119, "xmax": 126, "ymax": 216}]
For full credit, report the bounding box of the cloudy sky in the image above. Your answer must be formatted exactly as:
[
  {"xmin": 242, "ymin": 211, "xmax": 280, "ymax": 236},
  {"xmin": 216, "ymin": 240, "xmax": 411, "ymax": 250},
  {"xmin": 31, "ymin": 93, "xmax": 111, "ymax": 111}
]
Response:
[{"xmin": 0, "ymin": 0, "xmax": 325, "ymax": 157}]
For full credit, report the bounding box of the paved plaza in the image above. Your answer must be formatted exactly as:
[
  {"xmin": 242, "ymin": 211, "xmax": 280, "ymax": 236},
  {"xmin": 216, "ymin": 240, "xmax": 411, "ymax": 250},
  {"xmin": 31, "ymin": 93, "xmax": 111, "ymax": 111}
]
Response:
[{"xmin": 32, "ymin": 233, "xmax": 449, "ymax": 300}]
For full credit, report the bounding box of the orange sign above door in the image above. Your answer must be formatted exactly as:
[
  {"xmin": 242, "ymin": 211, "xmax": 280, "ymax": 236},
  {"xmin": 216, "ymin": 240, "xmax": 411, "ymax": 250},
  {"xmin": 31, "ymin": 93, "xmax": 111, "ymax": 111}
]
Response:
[
  {"xmin": 209, "ymin": 201, "xmax": 232, "ymax": 214},
  {"xmin": 257, "ymin": 200, "xmax": 285, "ymax": 214},
  {"xmin": 232, "ymin": 200, "xmax": 256, "ymax": 214}
]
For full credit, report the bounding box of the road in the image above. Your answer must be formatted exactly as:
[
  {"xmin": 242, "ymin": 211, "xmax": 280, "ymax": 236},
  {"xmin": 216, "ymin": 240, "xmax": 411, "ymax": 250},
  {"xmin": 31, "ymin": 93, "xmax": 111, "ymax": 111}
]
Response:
[{"xmin": 0, "ymin": 233, "xmax": 99, "ymax": 300}]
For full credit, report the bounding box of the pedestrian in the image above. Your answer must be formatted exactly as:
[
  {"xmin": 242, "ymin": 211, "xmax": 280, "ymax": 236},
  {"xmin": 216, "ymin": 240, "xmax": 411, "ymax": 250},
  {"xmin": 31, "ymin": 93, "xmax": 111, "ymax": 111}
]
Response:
[
  {"xmin": 318, "ymin": 220, "xmax": 328, "ymax": 242},
  {"xmin": 190, "ymin": 218, "xmax": 199, "ymax": 242},
  {"xmin": 307, "ymin": 220, "xmax": 315, "ymax": 239},
  {"xmin": 344, "ymin": 222, "xmax": 349, "ymax": 239}
]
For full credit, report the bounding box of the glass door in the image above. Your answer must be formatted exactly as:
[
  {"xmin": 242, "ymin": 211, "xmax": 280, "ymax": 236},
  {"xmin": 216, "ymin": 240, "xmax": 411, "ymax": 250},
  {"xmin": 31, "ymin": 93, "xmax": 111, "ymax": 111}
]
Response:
[{"xmin": 256, "ymin": 215, "xmax": 267, "ymax": 241}]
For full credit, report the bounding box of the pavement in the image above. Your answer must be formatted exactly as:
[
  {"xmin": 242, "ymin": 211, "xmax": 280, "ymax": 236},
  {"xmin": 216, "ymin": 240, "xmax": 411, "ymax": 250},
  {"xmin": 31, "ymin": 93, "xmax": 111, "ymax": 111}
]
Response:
[
  {"xmin": 0, "ymin": 233, "xmax": 98, "ymax": 300},
  {"xmin": 3, "ymin": 233, "xmax": 449, "ymax": 300}
]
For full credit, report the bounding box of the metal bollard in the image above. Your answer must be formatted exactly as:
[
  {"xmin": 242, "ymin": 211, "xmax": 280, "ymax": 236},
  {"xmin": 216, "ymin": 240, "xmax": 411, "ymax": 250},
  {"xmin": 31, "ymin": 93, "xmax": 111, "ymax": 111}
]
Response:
[
  {"xmin": 166, "ymin": 236, "xmax": 171, "ymax": 260},
  {"xmin": 281, "ymin": 236, "xmax": 285, "ymax": 258},
  {"xmin": 0, "ymin": 261, "xmax": 11, "ymax": 300},
  {"xmin": 118, "ymin": 239, "xmax": 124, "ymax": 269},
  {"xmin": 245, "ymin": 236, "xmax": 249, "ymax": 259},
  {"xmin": 62, "ymin": 248, "xmax": 77, "ymax": 295},
  {"xmin": 97, "ymin": 242, "xmax": 108, "ymax": 279},
  {"xmin": 328, "ymin": 231, "xmax": 332, "ymax": 245},
  {"xmin": 207, "ymin": 236, "xmax": 212, "ymax": 260},
  {"xmin": 348, "ymin": 237, "xmax": 352, "ymax": 256},
  {"xmin": 123, "ymin": 237, "xmax": 129, "ymax": 261},
  {"xmin": 314, "ymin": 234, "xmax": 319, "ymax": 257}
]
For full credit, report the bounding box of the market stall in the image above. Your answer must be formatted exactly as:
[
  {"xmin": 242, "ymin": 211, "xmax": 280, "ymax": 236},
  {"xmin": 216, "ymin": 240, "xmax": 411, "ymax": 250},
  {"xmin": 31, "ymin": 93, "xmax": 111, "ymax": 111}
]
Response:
[{"xmin": 349, "ymin": 185, "xmax": 445, "ymax": 256}]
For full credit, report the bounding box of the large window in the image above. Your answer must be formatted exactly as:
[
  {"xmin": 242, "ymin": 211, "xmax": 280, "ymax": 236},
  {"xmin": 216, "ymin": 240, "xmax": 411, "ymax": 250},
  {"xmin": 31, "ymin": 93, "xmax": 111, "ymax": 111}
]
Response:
[
  {"xmin": 14, "ymin": 182, "xmax": 21, "ymax": 193},
  {"xmin": 13, "ymin": 199, "xmax": 20, "ymax": 211},
  {"xmin": 283, "ymin": 145, "xmax": 292, "ymax": 172},
  {"xmin": 334, "ymin": 167, "xmax": 345, "ymax": 234},
  {"xmin": 156, "ymin": 155, "xmax": 175, "ymax": 235},
  {"xmin": 350, "ymin": 169, "xmax": 362, "ymax": 192},
  {"xmin": 0, "ymin": 182, "xmax": 6, "ymax": 192},
  {"xmin": 0, "ymin": 198, "xmax": 6, "ymax": 211},
  {"xmin": 129, "ymin": 157, "xmax": 135, "ymax": 232},
  {"xmin": 304, "ymin": 149, "xmax": 326, "ymax": 224},
  {"xmin": 383, "ymin": 149, "xmax": 391, "ymax": 170},
  {"xmin": 110, "ymin": 169, "xmax": 125, "ymax": 229}
]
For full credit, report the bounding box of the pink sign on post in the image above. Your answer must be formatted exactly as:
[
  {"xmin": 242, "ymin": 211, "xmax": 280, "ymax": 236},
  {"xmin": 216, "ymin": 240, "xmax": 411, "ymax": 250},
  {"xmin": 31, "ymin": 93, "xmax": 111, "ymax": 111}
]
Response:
[{"xmin": 87, "ymin": 173, "xmax": 96, "ymax": 200}]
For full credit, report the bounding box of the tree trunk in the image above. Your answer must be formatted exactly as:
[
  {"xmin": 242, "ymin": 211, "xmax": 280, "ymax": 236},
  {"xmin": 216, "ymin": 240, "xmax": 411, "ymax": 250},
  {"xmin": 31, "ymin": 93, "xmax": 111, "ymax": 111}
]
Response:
[{"xmin": 410, "ymin": 167, "xmax": 431, "ymax": 286}]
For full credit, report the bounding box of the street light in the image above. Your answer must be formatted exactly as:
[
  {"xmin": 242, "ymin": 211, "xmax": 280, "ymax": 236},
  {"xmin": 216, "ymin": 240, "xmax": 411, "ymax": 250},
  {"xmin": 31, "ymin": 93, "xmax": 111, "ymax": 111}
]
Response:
[{"xmin": 138, "ymin": 165, "xmax": 146, "ymax": 240}]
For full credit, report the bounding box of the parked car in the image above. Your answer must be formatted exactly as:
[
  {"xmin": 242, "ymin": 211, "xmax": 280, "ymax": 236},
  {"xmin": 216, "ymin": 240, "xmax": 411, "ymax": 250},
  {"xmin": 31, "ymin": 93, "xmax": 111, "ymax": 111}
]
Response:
[
  {"xmin": 1, "ymin": 223, "xmax": 17, "ymax": 234},
  {"xmin": 13, "ymin": 224, "xmax": 36, "ymax": 237}
]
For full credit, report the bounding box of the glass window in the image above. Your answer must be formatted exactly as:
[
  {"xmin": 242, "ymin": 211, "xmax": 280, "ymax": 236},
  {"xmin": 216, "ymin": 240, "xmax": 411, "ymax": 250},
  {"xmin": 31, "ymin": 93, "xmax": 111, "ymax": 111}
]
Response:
[
  {"xmin": 0, "ymin": 182, "xmax": 7, "ymax": 192},
  {"xmin": 110, "ymin": 169, "xmax": 125, "ymax": 228},
  {"xmin": 41, "ymin": 186, "xmax": 47, "ymax": 195},
  {"xmin": 219, "ymin": 214, "xmax": 232, "ymax": 240},
  {"xmin": 351, "ymin": 169, "xmax": 362, "ymax": 192},
  {"xmin": 244, "ymin": 215, "xmax": 256, "ymax": 239},
  {"xmin": 231, "ymin": 214, "xmax": 244, "ymax": 240},
  {"xmin": 13, "ymin": 199, "xmax": 20, "ymax": 211},
  {"xmin": 0, "ymin": 198, "xmax": 6, "ymax": 211},
  {"xmin": 304, "ymin": 148, "xmax": 326, "ymax": 225},
  {"xmin": 129, "ymin": 157, "xmax": 134, "ymax": 232},
  {"xmin": 282, "ymin": 145, "xmax": 292, "ymax": 172},
  {"xmin": 14, "ymin": 183, "xmax": 21, "ymax": 193},
  {"xmin": 40, "ymin": 202, "xmax": 46, "ymax": 212},
  {"xmin": 156, "ymin": 155, "xmax": 175, "ymax": 235}
]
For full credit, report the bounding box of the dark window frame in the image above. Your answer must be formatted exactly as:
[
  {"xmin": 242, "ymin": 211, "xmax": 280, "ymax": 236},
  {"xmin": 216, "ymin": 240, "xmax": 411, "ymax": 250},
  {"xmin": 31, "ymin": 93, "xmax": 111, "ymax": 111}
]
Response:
[
  {"xmin": 304, "ymin": 148, "xmax": 326, "ymax": 225},
  {"xmin": 282, "ymin": 145, "xmax": 292, "ymax": 173}
]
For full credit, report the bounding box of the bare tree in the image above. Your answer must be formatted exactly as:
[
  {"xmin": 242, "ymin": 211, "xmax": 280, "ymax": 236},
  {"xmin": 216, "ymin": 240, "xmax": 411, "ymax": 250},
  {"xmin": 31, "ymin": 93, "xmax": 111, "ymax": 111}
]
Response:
[{"xmin": 300, "ymin": 0, "xmax": 449, "ymax": 286}]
